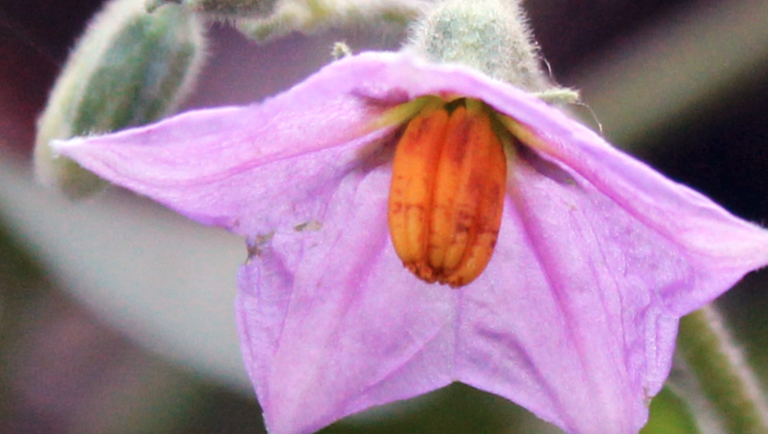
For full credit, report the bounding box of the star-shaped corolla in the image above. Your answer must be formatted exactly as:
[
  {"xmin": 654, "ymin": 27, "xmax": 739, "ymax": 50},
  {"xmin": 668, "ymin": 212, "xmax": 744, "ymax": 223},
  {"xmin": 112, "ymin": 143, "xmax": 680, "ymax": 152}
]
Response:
[{"xmin": 52, "ymin": 51, "xmax": 768, "ymax": 434}]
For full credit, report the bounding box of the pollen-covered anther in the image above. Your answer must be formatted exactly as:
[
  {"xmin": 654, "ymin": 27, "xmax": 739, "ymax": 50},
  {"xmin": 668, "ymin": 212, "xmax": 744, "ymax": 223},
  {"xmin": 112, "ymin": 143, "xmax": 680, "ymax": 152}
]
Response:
[{"xmin": 388, "ymin": 99, "xmax": 507, "ymax": 287}]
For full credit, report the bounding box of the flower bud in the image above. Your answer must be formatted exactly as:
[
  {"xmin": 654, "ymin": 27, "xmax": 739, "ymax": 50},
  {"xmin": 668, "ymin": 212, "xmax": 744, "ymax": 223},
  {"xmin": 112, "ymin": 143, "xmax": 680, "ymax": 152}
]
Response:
[
  {"xmin": 157, "ymin": 0, "xmax": 427, "ymax": 42},
  {"xmin": 406, "ymin": 0, "xmax": 549, "ymax": 92},
  {"xmin": 35, "ymin": 0, "xmax": 206, "ymax": 198},
  {"xmin": 146, "ymin": 0, "xmax": 279, "ymax": 17}
]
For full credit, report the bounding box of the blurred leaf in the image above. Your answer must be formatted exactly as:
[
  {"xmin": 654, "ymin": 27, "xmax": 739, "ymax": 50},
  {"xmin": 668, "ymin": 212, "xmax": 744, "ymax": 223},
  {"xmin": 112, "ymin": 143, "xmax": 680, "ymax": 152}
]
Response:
[{"xmin": 641, "ymin": 387, "xmax": 699, "ymax": 434}]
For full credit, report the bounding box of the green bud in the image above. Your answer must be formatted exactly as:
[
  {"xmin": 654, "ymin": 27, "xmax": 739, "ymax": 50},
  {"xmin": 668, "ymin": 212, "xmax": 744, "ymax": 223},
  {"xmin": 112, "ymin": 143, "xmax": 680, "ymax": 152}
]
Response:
[
  {"xmin": 155, "ymin": 0, "xmax": 427, "ymax": 43},
  {"xmin": 406, "ymin": 0, "xmax": 550, "ymax": 92},
  {"xmin": 35, "ymin": 0, "xmax": 206, "ymax": 198},
  {"xmin": 146, "ymin": 0, "xmax": 279, "ymax": 17}
]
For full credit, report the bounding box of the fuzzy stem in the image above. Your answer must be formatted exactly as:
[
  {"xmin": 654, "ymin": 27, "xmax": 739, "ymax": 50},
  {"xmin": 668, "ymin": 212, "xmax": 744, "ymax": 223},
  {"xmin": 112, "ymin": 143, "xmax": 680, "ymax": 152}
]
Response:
[{"xmin": 675, "ymin": 304, "xmax": 768, "ymax": 434}]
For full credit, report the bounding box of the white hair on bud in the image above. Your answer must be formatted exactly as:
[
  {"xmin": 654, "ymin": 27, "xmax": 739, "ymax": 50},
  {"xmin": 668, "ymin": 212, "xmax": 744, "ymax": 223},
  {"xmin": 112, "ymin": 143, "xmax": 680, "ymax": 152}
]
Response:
[{"xmin": 406, "ymin": 0, "xmax": 549, "ymax": 92}]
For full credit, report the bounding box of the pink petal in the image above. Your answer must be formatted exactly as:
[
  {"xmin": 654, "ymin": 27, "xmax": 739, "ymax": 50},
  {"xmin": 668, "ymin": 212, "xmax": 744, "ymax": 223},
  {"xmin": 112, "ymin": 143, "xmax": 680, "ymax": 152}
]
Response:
[
  {"xmin": 52, "ymin": 63, "xmax": 397, "ymax": 236},
  {"xmin": 333, "ymin": 52, "xmax": 768, "ymax": 314},
  {"xmin": 236, "ymin": 162, "xmax": 457, "ymax": 433},
  {"xmin": 54, "ymin": 51, "xmax": 768, "ymax": 433},
  {"xmin": 456, "ymin": 147, "xmax": 682, "ymax": 433},
  {"xmin": 235, "ymin": 142, "xmax": 767, "ymax": 434}
]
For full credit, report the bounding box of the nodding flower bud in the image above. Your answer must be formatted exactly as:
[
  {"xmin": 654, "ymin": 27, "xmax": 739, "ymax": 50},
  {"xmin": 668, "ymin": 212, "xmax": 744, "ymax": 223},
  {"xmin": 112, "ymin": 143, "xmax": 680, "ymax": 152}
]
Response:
[
  {"xmin": 406, "ymin": 0, "xmax": 550, "ymax": 93},
  {"xmin": 35, "ymin": 0, "xmax": 206, "ymax": 198}
]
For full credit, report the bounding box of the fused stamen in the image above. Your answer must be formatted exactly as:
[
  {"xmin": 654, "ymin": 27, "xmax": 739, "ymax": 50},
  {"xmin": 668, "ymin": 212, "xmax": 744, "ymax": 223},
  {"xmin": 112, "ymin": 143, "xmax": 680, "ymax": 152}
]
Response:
[{"xmin": 388, "ymin": 99, "xmax": 507, "ymax": 287}]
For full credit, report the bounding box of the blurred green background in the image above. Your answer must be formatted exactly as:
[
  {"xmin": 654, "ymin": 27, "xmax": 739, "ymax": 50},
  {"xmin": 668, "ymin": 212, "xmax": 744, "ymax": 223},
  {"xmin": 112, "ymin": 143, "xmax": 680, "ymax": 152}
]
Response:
[{"xmin": 1, "ymin": 0, "xmax": 767, "ymax": 433}]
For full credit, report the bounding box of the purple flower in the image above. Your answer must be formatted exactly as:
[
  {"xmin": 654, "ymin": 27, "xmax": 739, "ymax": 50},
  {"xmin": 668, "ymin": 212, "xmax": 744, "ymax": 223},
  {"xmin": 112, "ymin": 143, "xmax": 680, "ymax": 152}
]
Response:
[{"xmin": 53, "ymin": 51, "xmax": 768, "ymax": 433}]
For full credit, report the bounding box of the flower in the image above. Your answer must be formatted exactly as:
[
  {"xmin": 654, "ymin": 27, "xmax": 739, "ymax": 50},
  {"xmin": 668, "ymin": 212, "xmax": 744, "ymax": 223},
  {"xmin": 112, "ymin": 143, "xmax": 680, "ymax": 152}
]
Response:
[{"xmin": 52, "ymin": 51, "xmax": 768, "ymax": 433}]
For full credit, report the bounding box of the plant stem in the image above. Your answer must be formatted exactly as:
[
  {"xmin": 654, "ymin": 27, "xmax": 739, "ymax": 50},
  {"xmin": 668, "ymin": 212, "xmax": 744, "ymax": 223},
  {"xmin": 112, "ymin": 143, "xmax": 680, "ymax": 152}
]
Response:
[{"xmin": 675, "ymin": 304, "xmax": 768, "ymax": 434}]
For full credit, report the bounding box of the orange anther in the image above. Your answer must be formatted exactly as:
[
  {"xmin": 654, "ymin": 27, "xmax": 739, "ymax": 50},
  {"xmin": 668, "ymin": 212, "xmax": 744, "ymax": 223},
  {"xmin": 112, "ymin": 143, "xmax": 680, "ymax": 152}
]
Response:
[{"xmin": 388, "ymin": 100, "xmax": 507, "ymax": 287}]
